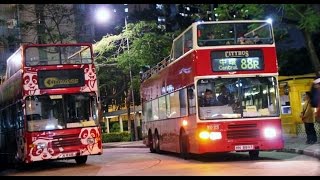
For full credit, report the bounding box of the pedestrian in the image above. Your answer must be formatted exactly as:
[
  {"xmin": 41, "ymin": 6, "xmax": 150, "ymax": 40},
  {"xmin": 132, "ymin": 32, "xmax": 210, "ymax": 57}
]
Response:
[
  {"xmin": 311, "ymin": 78, "xmax": 320, "ymax": 123},
  {"xmin": 300, "ymin": 91, "xmax": 317, "ymax": 144}
]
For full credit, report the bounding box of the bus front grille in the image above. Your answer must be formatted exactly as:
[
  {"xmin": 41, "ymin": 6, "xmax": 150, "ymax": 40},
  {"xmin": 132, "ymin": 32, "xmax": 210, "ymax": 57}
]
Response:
[
  {"xmin": 228, "ymin": 123, "xmax": 257, "ymax": 129},
  {"xmin": 227, "ymin": 129, "xmax": 259, "ymax": 139},
  {"xmin": 52, "ymin": 134, "xmax": 82, "ymax": 148}
]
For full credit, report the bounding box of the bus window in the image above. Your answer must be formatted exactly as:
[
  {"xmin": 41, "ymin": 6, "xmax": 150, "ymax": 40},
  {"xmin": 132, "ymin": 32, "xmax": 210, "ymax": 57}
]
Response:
[
  {"xmin": 152, "ymin": 99, "xmax": 159, "ymax": 120},
  {"xmin": 183, "ymin": 29, "xmax": 193, "ymax": 53},
  {"xmin": 197, "ymin": 77, "xmax": 279, "ymax": 120},
  {"xmin": 174, "ymin": 36, "xmax": 183, "ymax": 59},
  {"xmin": 26, "ymin": 93, "xmax": 98, "ymax": 131},
  {"xmin": 179, "ymin": 89, "xmax": 187, "ymax": 117},
  {"xmin": 187, "ymin": 87, "xmax": 196, "ymax": 115},
  {"xmin": 197, "ymin": 22, "xmax": 274, "ymax": 47},
  {"xmin": 25, "ymin": 45, "xmax": 92, "ymax": 66},
  {"xmin": 159, "ymin": 96, "xmax": 167, "ymax": 119}
]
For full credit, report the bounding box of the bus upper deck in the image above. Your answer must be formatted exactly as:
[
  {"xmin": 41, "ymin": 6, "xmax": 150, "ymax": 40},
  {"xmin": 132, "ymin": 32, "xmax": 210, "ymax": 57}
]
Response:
[{"xmin": 141, "ymin": 20, "xmax": 275, "ymax": 81}]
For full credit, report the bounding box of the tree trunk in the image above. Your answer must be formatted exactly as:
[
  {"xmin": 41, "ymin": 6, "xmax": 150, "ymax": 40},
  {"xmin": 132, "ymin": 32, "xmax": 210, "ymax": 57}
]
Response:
[
  {"xmin": 303, "ymin": 30, "xmax": 320, "ymax": 77},
  {"xmin": 35, "ymin": 4, "xmax": 46, "ymax": 44},
  {"xmin": 126, "ymin": 89, "xmax": 132, "ymax": 140}
]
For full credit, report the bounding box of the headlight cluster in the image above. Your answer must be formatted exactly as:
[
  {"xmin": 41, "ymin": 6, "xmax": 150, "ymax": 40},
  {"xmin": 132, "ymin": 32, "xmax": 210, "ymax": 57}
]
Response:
[
  {"xmin": 199, "ymin": 131, "xmax": 222, "ymax": 140},
  {"xmin": 37, "ymin": 142, "xmax": 47, "ymax": 149},
  {"xmin": 263, "ymin": 128, "xmax": 277, "ymax": 138}
]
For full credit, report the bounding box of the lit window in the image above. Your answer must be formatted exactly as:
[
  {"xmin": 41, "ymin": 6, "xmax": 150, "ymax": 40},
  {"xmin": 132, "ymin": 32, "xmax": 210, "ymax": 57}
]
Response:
[
  {"xmin": 125, "ymin": 8, "xmax": 128, "ymax": 12},
  {"xmin": 156, "ymin": 4, "xmax": 163, "ymax": 10}
]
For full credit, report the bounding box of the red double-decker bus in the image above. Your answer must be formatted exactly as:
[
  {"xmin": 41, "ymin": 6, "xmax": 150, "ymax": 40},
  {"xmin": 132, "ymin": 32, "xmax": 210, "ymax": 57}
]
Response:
[
  {"xmin": 141, "ymin": 20, "xmax": 284, "ymax": 159},
  {"xmin": 0, "ymin": 43, "xmax": 102, "ymax": 165}
]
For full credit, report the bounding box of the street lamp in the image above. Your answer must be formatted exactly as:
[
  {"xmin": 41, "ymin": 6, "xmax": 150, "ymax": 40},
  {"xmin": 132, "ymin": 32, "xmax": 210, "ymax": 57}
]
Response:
[
  {"xmin": 95, "ymin": 7, "xmax": 111, "ymax": 24},
  {"xmin": 95, "ymin": 7, "xmax": 138, "ymax": 141},
  {"xmin": 125, "ymin": 16, "xmax": 138, "ymax": 141}
]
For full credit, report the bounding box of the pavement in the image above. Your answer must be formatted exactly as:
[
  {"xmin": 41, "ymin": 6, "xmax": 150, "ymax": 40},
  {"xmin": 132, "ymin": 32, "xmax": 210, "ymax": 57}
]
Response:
[{"xmin": 102, "ymin": 135, "xmax": 320, "ymax": 159}]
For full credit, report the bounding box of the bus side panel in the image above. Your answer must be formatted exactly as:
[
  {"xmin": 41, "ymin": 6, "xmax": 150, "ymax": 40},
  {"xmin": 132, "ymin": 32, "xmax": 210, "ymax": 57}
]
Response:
[
  {"xmin": 141, "ymin": 52, "xmax": 196, "ymax": 102},
  {"xmin": 0, "ymin": 70, "xmax": 23, "ymax": 164},
  {"xmin": 24, "ymin": 127, "xmax": 102, "ymax": 163}
]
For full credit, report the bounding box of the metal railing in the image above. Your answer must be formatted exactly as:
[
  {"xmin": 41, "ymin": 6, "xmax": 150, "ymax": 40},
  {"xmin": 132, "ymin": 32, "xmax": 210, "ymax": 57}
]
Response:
[{"xmin": 141, "ymin": 54, "xmax": 173, "ymax": 81}]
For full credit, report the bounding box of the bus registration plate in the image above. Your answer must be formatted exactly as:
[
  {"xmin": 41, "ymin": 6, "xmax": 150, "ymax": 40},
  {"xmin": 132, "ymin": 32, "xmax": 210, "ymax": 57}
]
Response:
[
  {"xmin": 59, "ymin": 152, "xmax": 77, "ymax": 158},
  {"xmin": 235, "ymin": 145, "xmax": 254, "ymax": 151}
]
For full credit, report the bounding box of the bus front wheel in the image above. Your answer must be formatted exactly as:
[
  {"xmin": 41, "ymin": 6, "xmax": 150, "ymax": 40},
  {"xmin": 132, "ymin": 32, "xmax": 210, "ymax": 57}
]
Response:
[
  {"xmin": 249, "ymin": 150, "xmax": 259, "ymax": 160},
  {"xmin": 179, "ymin": 131, "xmax": 189, "ymax": 160},
  {"xmin": 75, "ymin": 155, "xmax": 87, "ymax": 164}
]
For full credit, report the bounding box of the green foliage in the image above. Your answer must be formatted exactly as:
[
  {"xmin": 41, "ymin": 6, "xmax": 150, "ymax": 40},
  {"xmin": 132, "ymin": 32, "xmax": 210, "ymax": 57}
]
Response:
[
  {"xmin": 282, "ymin": 4, "xmax": 320, "ymax": 33},
  {"xmin": 215, "ymin": 4, "xmax": 264, "ymax": 20},
  {"xmin": 94, "ymin": 34, "xmax": 124, "ymax": 64},
  {"xmin": 0, "ymin": 19, "xmax": 5, "ymax": 26},
  {"xmin": 110, "ymin": 122, "xmax": 120, "ymax": 132},
  {"xmin": 102, "ymin": 132, "xmax": 131, "ymax": 143},
  {"xmin": 94, "ymin": 21, "xmax": 174, "ymax": 109},
  {"xmin": 277, "ymin": 4, "xmax": 320, "ymax": 74}
]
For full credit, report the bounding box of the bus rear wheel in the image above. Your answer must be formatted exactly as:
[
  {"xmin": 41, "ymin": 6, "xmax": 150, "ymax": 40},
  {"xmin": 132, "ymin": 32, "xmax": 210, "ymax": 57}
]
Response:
[
  {"xmin": 154, "ymin": 132, "xmax": 161, "ymax": 153},
  {"xmin": 75, "ymin": 155, "xmax": 87, "ymax": 164},
  {"xmin": 148, "ymin": 131, "xmax": 155, "ymax": 153},
  {"xmin": 249, "ymin": 150, "xmax": 259, "ymax": 160},
  {"xmin": 179, "ymin": 131, "xmax": 189, "ymax": 160}
]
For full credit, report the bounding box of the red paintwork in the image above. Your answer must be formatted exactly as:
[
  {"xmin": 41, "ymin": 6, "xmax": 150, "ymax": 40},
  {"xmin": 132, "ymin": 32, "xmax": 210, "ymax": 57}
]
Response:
[
  {"xmin": 141, "ymin": 46, "xmax": 283, "ymax": 155},
  {"xmin": 25, "ymin": 127, "xmax": 102, "ymax": 163},
  {"xmin": 194, "ymin": 119, "xmax": 283, "ymax": 154},
  {"xmin": 141, "ymin": 47, "xmax": 278, "ymax": 101},
  {"xmin": 0, "ymin": 43, "xmax": 102, "ymax": 164}
]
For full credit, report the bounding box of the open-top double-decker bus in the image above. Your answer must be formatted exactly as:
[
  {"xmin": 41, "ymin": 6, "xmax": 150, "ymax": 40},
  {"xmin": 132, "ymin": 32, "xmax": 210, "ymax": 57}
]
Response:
[
  {"xmin": 0, "ymin": 43, "xmax": 102, "ymax": 165},
  {"xmin": 140, "ymin": 20, "xmax": 283, "ymax": 159}
]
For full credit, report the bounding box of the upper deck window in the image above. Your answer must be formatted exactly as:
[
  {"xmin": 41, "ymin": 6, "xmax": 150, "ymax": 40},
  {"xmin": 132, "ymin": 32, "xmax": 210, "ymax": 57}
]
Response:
[
  {"xmin": 25, "ymin": 45, "xmax": 92, "ymax": 66},
  {"xmin": 197, "ymin": 22, "xmax": 273, "ymax": 47}
]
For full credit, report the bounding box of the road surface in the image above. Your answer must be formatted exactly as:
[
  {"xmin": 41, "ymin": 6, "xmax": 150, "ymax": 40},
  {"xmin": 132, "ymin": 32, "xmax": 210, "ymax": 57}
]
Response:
[{"xmin": 1, "ymin": 148, "xmax": 319, "ymax": 176}]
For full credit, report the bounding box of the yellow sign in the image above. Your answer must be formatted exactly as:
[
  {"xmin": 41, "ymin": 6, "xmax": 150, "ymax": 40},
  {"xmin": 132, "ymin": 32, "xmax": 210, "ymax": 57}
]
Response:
[{"xmin": 44, "ymin": 77, "xmax": 79, "ymax": 88}]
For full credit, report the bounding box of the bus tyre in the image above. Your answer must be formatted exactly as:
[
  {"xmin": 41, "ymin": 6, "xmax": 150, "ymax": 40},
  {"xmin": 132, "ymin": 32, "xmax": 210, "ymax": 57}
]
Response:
[
  {"xmin": 154, "ymin": 132, "xmax": 161, "ymax": 154},
  {"xmin": 249, "ymin": 150, "xmax": 259, "ymax": 160},
  {"xmin": 179, "ymin": 131, "xmax": 189, "ymax": 160},
  {"xmin": 148, "ymin": 131, "xmax": 155, "ymax": 153},
  {"xmin": 75, "ymin": 155, "xmax": 88, "ymax": 164}
]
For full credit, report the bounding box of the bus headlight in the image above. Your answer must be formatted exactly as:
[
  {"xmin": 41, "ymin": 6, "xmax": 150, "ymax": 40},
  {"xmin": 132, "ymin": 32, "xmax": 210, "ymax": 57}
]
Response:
[
  {"xmin": 209, "ymin": 132, "xmax": 222, "ymax": 140},
  {"xmin": 199, "ymin": 131, "xmax": 210, "ymax": 139},
  {"xmin": 37, "ymin": 143, "xmax": 47, "ymax": 149},
  {"xmin": 87, "ymin": 137, "xmax": 94, "ymax": 144},
  {"xmin": 264, "ymin": 128, "xmax": 276, "ymax": 138},
  {"xmin": 199, "ymin": 131, "xmax": 222, "ymax": 140}
]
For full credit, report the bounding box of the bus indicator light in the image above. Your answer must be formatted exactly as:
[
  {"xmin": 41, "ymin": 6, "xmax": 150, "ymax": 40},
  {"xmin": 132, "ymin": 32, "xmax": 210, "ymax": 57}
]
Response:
[
  {"xmin": 182, "ymin": 120, "xmax": 188, "ymax": 126},
  {"xmin": 199, "ymin": 131, "xmax": 210, "ymax": 139}
]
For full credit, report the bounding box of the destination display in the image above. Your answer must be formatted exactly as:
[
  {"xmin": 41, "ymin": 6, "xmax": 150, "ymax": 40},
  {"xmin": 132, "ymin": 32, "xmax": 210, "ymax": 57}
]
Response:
[
  {"xmin": 38, "ymin": 69, "xmax": 85, "ymax": 89},
  {"xmin": 211, "ymin": 50, "xmax": 264, "ymax": 71}
]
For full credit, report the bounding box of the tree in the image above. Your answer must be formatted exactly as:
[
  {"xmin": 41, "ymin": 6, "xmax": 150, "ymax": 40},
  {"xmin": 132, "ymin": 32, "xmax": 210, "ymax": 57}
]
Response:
[
  {"xmin": 94, "ymin": 21, "xmax": 174, "ymax": 139},
  {"xmin": 277, "ymin": 4, "xmax": 320, "ymax": 77},
  {"xmin": 278, "ymin": 48, "xmax": 313, "ymax": 75},
  {"xmin": 214, "ymin": 4, "xmax": 264, "ymax": 20},
  {"xmin": 19, "ymin": 4, "xmax": 75, "ymax": 44},
  {"xmin": 95, "ymin": 21, "xmax": 174, "ymax": 105}
]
